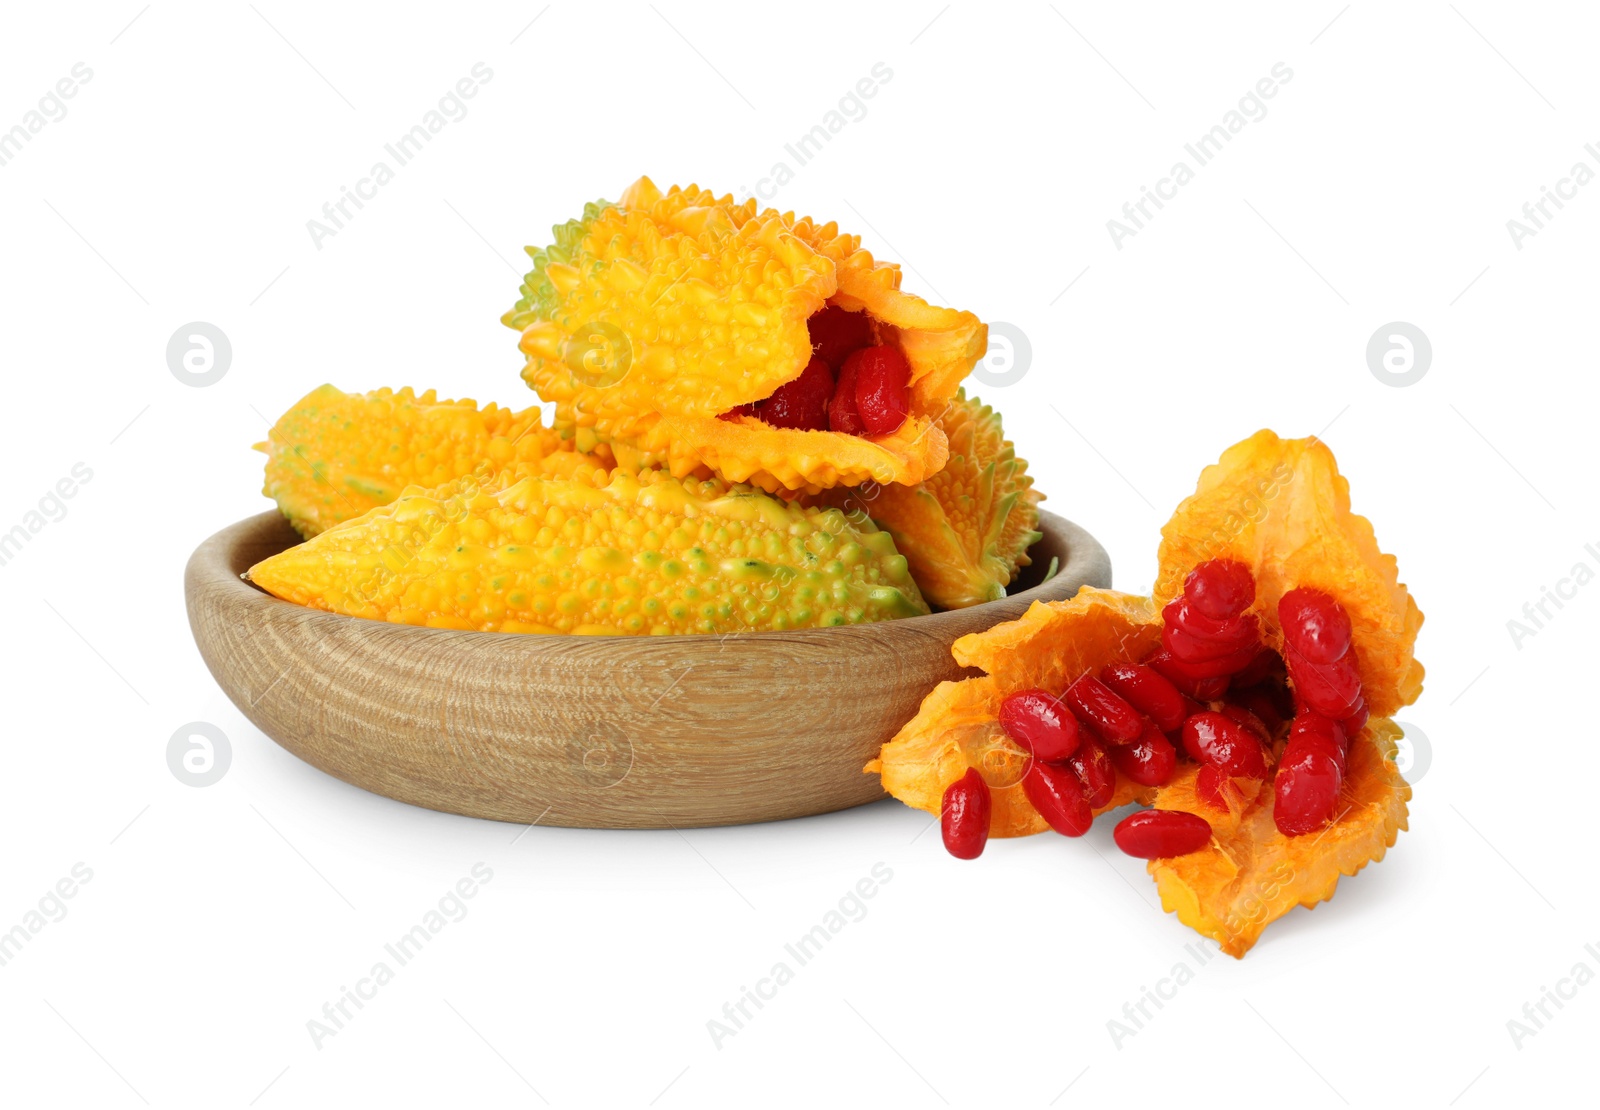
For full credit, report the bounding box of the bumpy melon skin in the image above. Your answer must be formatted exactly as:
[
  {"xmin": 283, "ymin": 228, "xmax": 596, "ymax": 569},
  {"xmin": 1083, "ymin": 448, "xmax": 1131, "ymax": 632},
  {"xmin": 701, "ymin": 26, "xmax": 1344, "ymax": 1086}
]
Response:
[
  {"xmin": 503, "ymin": 177, "xmax": 987, "ymax": 494},
  {"xmin": 502, "ymin": 199, "xmax": 614, "ymax": 334},
  {"xmin": 834, "ymin": 390, "xmax": 1042, "ymax": 609},
  {"xmin": 1148, "ymin": 722, "xmax": 1411, "ymax": 958},
  {"xmin": 259, "ymin": 385, "xmax": 578, "ymax": 538},
  {"xmin": 248, "ymin": 468, "xmax": 928, "ymax": 636}
]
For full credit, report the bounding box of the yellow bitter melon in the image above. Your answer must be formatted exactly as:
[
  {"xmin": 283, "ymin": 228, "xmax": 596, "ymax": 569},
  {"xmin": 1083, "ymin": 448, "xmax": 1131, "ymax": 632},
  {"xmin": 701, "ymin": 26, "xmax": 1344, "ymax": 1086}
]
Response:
[
  {"xmin": 258, "ymin": 385, "xmax": 595, "ymax": 537},
  {"xmin": 246, "ymin": 467, "xmax": 929, "ymax": 635},
  {"xmin": 502, "ymin": 177, "xmax": 987, "ymax": 495}
]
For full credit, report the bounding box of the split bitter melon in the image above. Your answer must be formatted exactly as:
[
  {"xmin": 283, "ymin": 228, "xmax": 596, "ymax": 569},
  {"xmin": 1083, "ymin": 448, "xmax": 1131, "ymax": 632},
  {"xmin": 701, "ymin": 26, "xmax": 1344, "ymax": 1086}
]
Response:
[{"xmin": 502, "ymin": 177, "xmax": 988, "ymax": 495}]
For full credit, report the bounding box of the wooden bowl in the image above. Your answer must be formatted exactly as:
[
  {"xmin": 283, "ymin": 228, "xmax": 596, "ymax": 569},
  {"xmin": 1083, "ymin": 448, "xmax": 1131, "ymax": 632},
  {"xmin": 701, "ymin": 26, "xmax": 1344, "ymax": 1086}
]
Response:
[{"xmin": 185, "ymin": 510, "xmax": 1110, "ymax": 828}]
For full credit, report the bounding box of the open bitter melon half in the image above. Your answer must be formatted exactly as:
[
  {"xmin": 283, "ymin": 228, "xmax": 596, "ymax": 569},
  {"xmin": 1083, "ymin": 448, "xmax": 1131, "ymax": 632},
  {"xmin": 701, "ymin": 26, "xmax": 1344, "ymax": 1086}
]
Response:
[
  {"xmin": 871, "ymin": 431, "xmax": 1424, "ymax": 955},
  {"xmin": 502, "ymin": 177, "xmax": 988, "ymax": 497}
]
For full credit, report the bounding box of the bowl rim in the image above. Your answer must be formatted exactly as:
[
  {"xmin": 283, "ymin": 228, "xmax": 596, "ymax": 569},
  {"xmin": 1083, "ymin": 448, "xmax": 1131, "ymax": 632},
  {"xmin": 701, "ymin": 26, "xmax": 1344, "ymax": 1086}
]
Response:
[{"xmin": 191, "ymin": 507, "xmax": 1110, "ymax": 648}]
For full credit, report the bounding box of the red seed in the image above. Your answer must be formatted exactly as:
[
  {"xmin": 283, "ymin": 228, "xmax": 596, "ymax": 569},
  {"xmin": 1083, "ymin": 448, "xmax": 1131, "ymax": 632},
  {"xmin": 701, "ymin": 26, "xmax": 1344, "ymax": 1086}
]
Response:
[
  {"xmin": 1100, "ymin": 662, "xmax": 1189, "ymax": 732},
  {"xmin": 1023, "ymin": 760, "xmax": 1094, "ymax": 837},
  {"xmin": 1066, "ymin": 735, "xmax": 1116, "ymax": 809},
  {"xmin": 1157, "ymin": 631, "xmax": 1263, "ymax": 678},
  {"xmin": 1287, "ymin": 712, "xmax": 1348, "ymax": 777},
  {"xmin": 1109, "ymin": 720, "xmax": 1178, "ymax": 787},
  {"xmin": 1064, "ymin": 674, "xmax": 1145, "ymax": 744},
  {"xmin": 1285, "ymin": 648, "xmax": 1363, "ymax": 719},
  {"xmin": 1290, "ymin": 710, "xmax": 1347, "ymax": 745},
  {"xmin": 1285, "ymin": 736, "xmax": 1346, "ymax": 783},
  {"xmin": 758, "ymin": 356, "xmax": 834, "ymax": 430},
  {"xmin": 807, "ymin": 304, "xmax": 873, "ymax": 369},
  {"xmin": 1163, "ymin": 598, "xmax": 1260, "ymax": 660},
  {"xmin": 1279, "ymin": 588, "xmax": 1352, "ymax": 665},
  {"xmin": 1218, "ymin": 702, "xmax": 1271, "ymax": 743},
  {"xmin": 998, "ymin": 689, "xmax": 1080, "ymax": 762},
  {"xmin": 1273, "ymin": 745, "xmax": 1343, "ymax": 837},
  {"xmin": 1114, "ymin": 809, "xmax": 1213, "ymax": 859},
  {"xmin": 848, "ymin": 346, "xmax": 912, "ymax": 435},
  {"xmin": 1184, "ymin": 560, "xmax": 1256, "ymax": 620},
  {"xmin": 1180, "ymin": 711, "xmax": 1268, "ymax": 779},
  {"xmin": 827, "ymin": 351, "xmax": 865, "ymax": 435},
  {"xmin": 1146, "ymin": 649, "xmax": 1232, "ymax": 701},
  {"xmin": 1195, "ymin": 765, "xmax": 1240, "ymax": 812},
  {"xmin": 1169, "ymin": 597, "xmax": 1254, "ymax": 640},
  {"xmin": 941, "ymin": 768, "xmax": 991, "ymax": 859}
]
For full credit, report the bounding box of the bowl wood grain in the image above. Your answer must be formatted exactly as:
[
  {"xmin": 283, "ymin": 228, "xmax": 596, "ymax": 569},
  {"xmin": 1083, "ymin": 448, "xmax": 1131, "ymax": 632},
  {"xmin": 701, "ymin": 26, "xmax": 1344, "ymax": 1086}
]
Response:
[{"xmin": 185, "ymin": 509, "xmax": 1110, "ymax": 828}]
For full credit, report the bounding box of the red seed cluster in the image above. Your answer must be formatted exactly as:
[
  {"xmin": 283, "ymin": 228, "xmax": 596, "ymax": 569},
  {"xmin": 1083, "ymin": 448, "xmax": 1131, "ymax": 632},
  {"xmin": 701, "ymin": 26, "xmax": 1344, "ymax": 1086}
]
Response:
[
  {"xmin": 717, "ymin": 306, "xmax": 911, "ymax": 436},
  {"xmin": 936, "ymin": 559, "xmax": 1372, "ymax": 861},
  {"xmin": 1272, "ymin": 588, "xmax": 1366, "ymax": 835},
  {"xmin": 757, "ymin": 357, "xmax": 834, "ymax": 430}
]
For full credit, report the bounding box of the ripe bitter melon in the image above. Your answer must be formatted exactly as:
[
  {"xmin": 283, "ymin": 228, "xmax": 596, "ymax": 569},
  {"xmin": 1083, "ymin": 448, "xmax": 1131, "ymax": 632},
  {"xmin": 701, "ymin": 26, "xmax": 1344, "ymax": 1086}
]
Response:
[
  {"xmin": 259, "ymin": 385, "xmax": 600, "ymax": 537},
  {"xmin": 248, "ymin": 467, "xmax": 929, "ymax": 635},
  {"xmin": 502, "ymin": 177, "xmax": 988, "ymax": 495}
]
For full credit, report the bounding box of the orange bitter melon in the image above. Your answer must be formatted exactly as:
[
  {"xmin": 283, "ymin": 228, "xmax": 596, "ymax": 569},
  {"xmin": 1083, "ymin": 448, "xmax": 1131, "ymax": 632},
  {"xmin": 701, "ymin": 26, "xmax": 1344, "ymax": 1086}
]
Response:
[
  {"xmin": 502, "ymin": 177, "xmax": 987, "ymax": 495},
  {"xmin": 247, "ymin": 467, "xmax": 929, "ymax": 635},
  {"xmin": 870, "ymin": 430, "xmax": 1424, "ymax": 956},
  {"xmin": 258, "ymin": 385, "xmax": 599, "ymax": 537}
]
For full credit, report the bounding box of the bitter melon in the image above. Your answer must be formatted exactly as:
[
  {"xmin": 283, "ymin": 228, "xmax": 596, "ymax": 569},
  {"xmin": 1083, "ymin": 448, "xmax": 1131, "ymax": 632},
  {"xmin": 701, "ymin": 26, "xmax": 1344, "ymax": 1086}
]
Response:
[
  {"xmin": 247, "ymin": 467, "xmax": 929, "ymax": 635},
  {"xmin": 259, "ymin": 385, "xmax": 593, "ymax": 537},
  {"xmin": 870, "ymin": 431, "xmax": 1424, "ymax": 956},
  {"xmin": 502, "ymin": 177, "xmax": 987, "ymax": 495}
]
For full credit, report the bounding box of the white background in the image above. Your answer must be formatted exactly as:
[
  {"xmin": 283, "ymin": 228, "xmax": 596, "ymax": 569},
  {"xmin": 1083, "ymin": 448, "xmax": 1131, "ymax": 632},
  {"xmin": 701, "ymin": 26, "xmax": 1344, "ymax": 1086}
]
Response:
[{"xmin": 0, "ymin": 2, "xmax": 1593, "ymax": 1106}]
